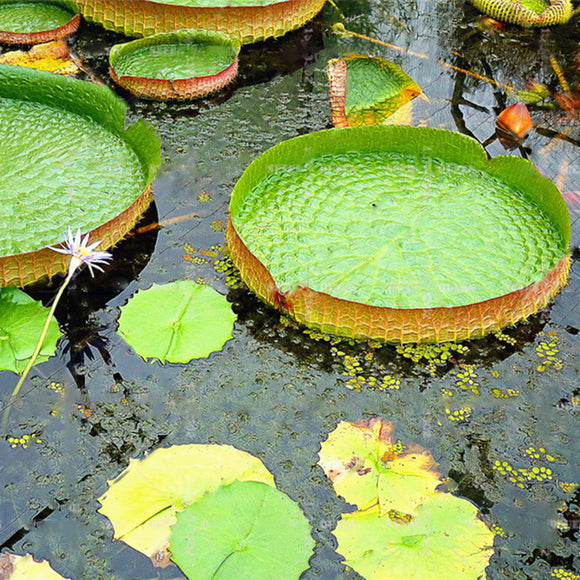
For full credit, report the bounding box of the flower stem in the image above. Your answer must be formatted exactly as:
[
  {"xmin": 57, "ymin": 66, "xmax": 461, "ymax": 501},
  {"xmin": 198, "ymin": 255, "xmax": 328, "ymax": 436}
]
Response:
[{"xmin": 2, "ymin": 271, "xmax": 73, "ymax": 431}]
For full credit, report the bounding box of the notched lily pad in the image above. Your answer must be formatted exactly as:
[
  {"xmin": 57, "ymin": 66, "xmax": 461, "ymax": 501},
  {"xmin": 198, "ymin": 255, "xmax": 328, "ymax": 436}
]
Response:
[
  {"xmin": 228, "ymin": 125, "xmax": 571, "ymax": 342},
  {"xmin": 170, "ymin": 480, "xmax": 315, "ymax": 580},
  {"xmin": 0, "ymin": 287, "xmax": 62, "ymax": 374},
  {"xmin": 328, "ymin": 54, "xmax": 422, "ymax": 127},
  {"xmin": 109, "ymin": 29, "xmax": 240, "ymax": 100},
  {"xmin": 334, "ymin": 493, "xmax": 496, "ymax": 580},
  {"xmin": 117, "ymin": 280, "xmax": 237, "ymax": 363},
  {"xmin": 0, "ymin": 0, "xmax": 80, "ymax": 45},
  {"xmin": 318, "ymin": 418, "xmax": 441, "ymax": 515},
  {"xmin": 0, "ymin": 552, "xmax": 70, "ymax": 579},
  {"xmin": 468, "ymin": 0, "xmax": 573, "ymax": 26},
  {"xmin": 97, "ymin": 444, "xmax": 275, "ymax": 563}
]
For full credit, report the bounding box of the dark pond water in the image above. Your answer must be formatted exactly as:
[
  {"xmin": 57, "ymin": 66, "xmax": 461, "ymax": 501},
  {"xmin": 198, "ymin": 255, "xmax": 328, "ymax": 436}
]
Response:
[{"xmin": 0, "ymin": 1, "xmax": 579, "ymax": 578}]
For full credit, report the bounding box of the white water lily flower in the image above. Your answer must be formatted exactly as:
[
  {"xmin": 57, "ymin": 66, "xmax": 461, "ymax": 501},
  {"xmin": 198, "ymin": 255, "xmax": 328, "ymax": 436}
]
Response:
[{"xmin": 49, "ymin": 227, "xmax": 113, "ymax": 276}]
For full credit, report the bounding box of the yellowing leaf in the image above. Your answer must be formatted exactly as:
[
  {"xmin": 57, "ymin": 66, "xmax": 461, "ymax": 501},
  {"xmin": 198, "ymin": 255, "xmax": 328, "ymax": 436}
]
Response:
[
  {"xmin": 97, "ymin": 444, "xmax": 274, "ymax": 563},
  {"xmin": 0, "ymin": 553, "xmax": 70, "ymax": 580},
  {"xmin": 0, "ymin": 41, "xmax": 79, "ymax": 75},
  {"xmin": 318, "ymin": 418, "xmax": 398, "ymax": 510}
]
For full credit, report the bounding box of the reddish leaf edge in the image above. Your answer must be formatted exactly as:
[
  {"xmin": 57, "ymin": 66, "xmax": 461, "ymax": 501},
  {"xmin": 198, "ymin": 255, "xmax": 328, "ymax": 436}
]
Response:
[
  {"xmin": 0, "ymin": 186, "xmax": 153, "ymax": 288},
  {"xmin": 227, "ymin": 218, "xmax": 571, "ymax": 343},
  {"xmin": 0, "ymin": 13, "xmax": 80, "ymax": 45}
]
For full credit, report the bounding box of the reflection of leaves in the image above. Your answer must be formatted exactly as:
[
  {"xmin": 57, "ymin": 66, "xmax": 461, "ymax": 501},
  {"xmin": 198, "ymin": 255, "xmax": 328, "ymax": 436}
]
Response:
[
  {"xmin": 98, "ymin": 444, "xmax": 274, "ymax": 563},
  {"xmin": 0, "ymin": 552, "xmax": 70, "ymax": 580},
  {"xmin": 334, "ymin": 494, "xmax": 495, "ymax": 580},
  {"xmin": 0, "ymin": 288, "xmax": 62, "ymax": 374},
  {"xmin": 318, "ymin": 418, "xmax": 440, "ymax": 514},
  {"xmin": 117, "ymin": 281, "xmax": 236, "ymax": 363},
  {"xmin": 170, "ymin": 481, "xmax": 314, "ymax": 580}
]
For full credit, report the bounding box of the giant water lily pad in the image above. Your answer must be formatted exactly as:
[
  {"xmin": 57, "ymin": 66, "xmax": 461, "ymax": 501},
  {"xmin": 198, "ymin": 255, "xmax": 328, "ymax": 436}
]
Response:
[
  {"xmin": 98, "ymin": 444, "xmax": 275, "ymax": 562},
  {"xmin": 468, "ymin": 0, "xmax": 573, "ymax": 26},
  {"xmin": 327, "ymin": 55, "xmax": 422, "ymax": 127},
  {"xmin": 117, "ymin": 280, "xmax": 236, "ymax": 363},
  {"xmin": 0, "ymin": 0, "xmax": 80, "ymax": 45},
  {"xmin": 0, "ymin": 287, "xmax": 62, "ymax": 374},
  {"xmin": 109, "ymin": 29, "xmax": 240, "ymax": 100},
  {"xmin": 71, "ymin": 0, "xmax": 327, "ymax": 43},
  {"xmin": 318, "ymin": 419, "xmax": 441, "ymax": 516},
  {"xmin": 0, "ymin": 64, "xmax": 161, "ymax": 287},
  {"xmin": 170, "ymin": 481, "xmax": 314, "ymax": 580},
  {"xmin": 228, "ymin": 125, "xmax": 571, "ymax": 343},
  {"xmin": 334, "ymin": 493, "xmax": 495, "ymax": 580}
]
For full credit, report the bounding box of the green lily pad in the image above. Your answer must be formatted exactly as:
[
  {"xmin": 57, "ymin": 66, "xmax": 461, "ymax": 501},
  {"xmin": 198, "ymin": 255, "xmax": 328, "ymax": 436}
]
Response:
[
  {"xmin": 318, "ymin": 419, "xmax": 441, "ymax": 516},
  {"xmin": 228, "ymin": 125, "xmax": 571, "ymax": 342},
  {"xmin": 0, "ymin": 287, "xmax": 62, "ymax": 374},
  {"xmin": 334, "ymin": 493, "xmax": 495, "ymax": 580},
  {"xmin": 72, "ymin": 0, "xmax": 327, "ymax": 43},
  {"xmin": 468, "ymin": 0, "xmax": 573, "ymax": 26},
  {"xmin": 110, "ymin": 30, "xmax": 239, "ymax": 81},
  {"xmin": 98, "ymin": 444, "xmax": 275, "ymax": 562},
  {"xmin": 0, "ymin": 1, "xmax": 74, "ymax": 33},
  {"xmin": 328, "ymin": 55, "xmax": 422, "ymax": 127},
  {"xmin": 0, "ymin": 64, "xmax": 160, "ymax": 286},
  {"xmin": 170, "ymin": 480, "xmax": 314, "ymax": 580},
  {"xmin": 117, "ymin": 281, "xmax": 236, "ymax": 363},
  {"xmin": 0, "ymin": 552, "xmax": 70, "ymax": 580}
]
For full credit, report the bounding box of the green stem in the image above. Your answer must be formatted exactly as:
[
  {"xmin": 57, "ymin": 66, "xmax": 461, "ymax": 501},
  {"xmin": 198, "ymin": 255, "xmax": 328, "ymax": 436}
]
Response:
[{"xmin": 2, "ymin": 270, "xmax": 73, "ymax": 431}]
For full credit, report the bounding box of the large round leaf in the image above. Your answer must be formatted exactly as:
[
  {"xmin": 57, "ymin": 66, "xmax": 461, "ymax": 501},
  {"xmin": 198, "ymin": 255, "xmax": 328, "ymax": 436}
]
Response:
[
  {"xmin": 97, "ymin": 444, "xmax": 274, "ymax": 562},
  {"xmin": 334, "ymin": 494, "xmax": 495, "ymax": 580},
  {"xmin": 0, "ymin": 64, "xmax": 161, "ymax": 287},
  {"xmin": 468, "ymin": 0, "xmax": 572, "ymax": 26},
  {"xmin": 228, "ymin": 125, "xmax": 571, "ymax": 342},
  {"xmin": 0, "ymin": 287, "xmax": 62, "ymax": 374},
  {"xmin": 170, "ymin": 480, "xmax": 314, "ymax": 580},
  {"xmin": 117, "ymin": 281, "xmax": 236, "ymax": 363}
]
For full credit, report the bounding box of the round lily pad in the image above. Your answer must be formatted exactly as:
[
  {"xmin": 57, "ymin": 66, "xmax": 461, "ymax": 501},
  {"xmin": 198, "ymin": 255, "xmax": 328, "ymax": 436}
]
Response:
[
  {"xmin": 468, "ymin": 0, "xmax": 572, "ymax": 26},
  {"xmin": 170, "ymin": 480, "xmax": 314, "ymax": 580},
  {"xmin": 109, "ymin": 30, "xmax": 240, "ymax": 100},
  {"xmin": 228, "ymin": 125, "xmax": 571, "ymax": 343},
  {"xmin": 334, "ymin": 493, "xmax": 495, "ymax": 580},
  {"xmin": 72, "ymin": 0, "xmax": 327, "ymax": 43},
  {"xmin": 0, "ymin": 64, "xmax": 160, "ymax": 287},
  {"xmin": 0, "ymin": 1, "xmax": 80, "ymax": 45},
  {"xmin": 0, "ymin": 287, "xmax": 62, "ymax": 374},
  {"xmin": 98, "ymin": 444, "xmax": 274, "ymax": 562},
  {"xmin": 117, "ymin": 280, "xmax": 237, "ymax": 363}
]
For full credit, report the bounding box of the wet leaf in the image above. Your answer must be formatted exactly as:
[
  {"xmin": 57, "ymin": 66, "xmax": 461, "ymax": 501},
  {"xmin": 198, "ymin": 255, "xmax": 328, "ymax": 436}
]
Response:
[
  {"xmin": 117, "ymin": 281, "xmax": 236, "ymax": 363},
  {"xmin": 0, "ymin": 288, "xmax": 62, "ymax": 374},
  {"xmin": 0, "ymin": 41, "xmax": 79, "ymax": 75},
  {"xmin": 0, "ymin": 552, "xmax": 70, "ymax": 579},
  {"xmin": 334, "ymin": 493, "xmax": 495, "ymax": 580},
  {"xmin": 97, "ymin": 444, "xmax": 274, "ymax": 562},
  {"xmin": 170, "ymin": 481, "xmax": 314, "ymax": 580},
  {"xmin": 318, "ymin": 419, "xmax": 441, "ymax": 515},
  {"xmin": 328, "ymin": 55, "xmax": 422, "ymax": 127}
]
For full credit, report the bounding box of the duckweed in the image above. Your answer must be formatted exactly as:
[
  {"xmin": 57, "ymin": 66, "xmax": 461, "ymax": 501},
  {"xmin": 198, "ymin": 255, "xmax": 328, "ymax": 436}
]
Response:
[
  {"xmin": 6, "ymin": 433, "xmax": 42, "ymax": 449},
  {"xmin": 445, "ymin": 407, "xmax": 472, "ymax": 422}
]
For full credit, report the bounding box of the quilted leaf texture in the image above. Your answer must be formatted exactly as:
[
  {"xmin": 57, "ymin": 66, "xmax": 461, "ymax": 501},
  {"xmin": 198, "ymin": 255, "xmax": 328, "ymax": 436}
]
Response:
[{"xmin": 468, "ymin": 0, "xmax": 573, "ymax": 26}]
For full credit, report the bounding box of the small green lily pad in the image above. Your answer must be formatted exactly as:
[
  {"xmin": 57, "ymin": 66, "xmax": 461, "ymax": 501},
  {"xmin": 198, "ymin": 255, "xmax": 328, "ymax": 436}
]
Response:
[
  {"xmin": 334, "ymin": 494, "xmax": 495, "ymax": 580},
  {"xmin": 98, "ymin": 444, "xmax": 274, "ymax": 561},
  {"xmin": 170, "ymin": 480, "xmax": 314, "ymax": 580},
  {"xmin": 117, "ymin": 280, "xmax": 236, "ymax": 363},
  {"xmin": 0, "ymin": 287, "xmax": 62, "ymax": 374}
]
